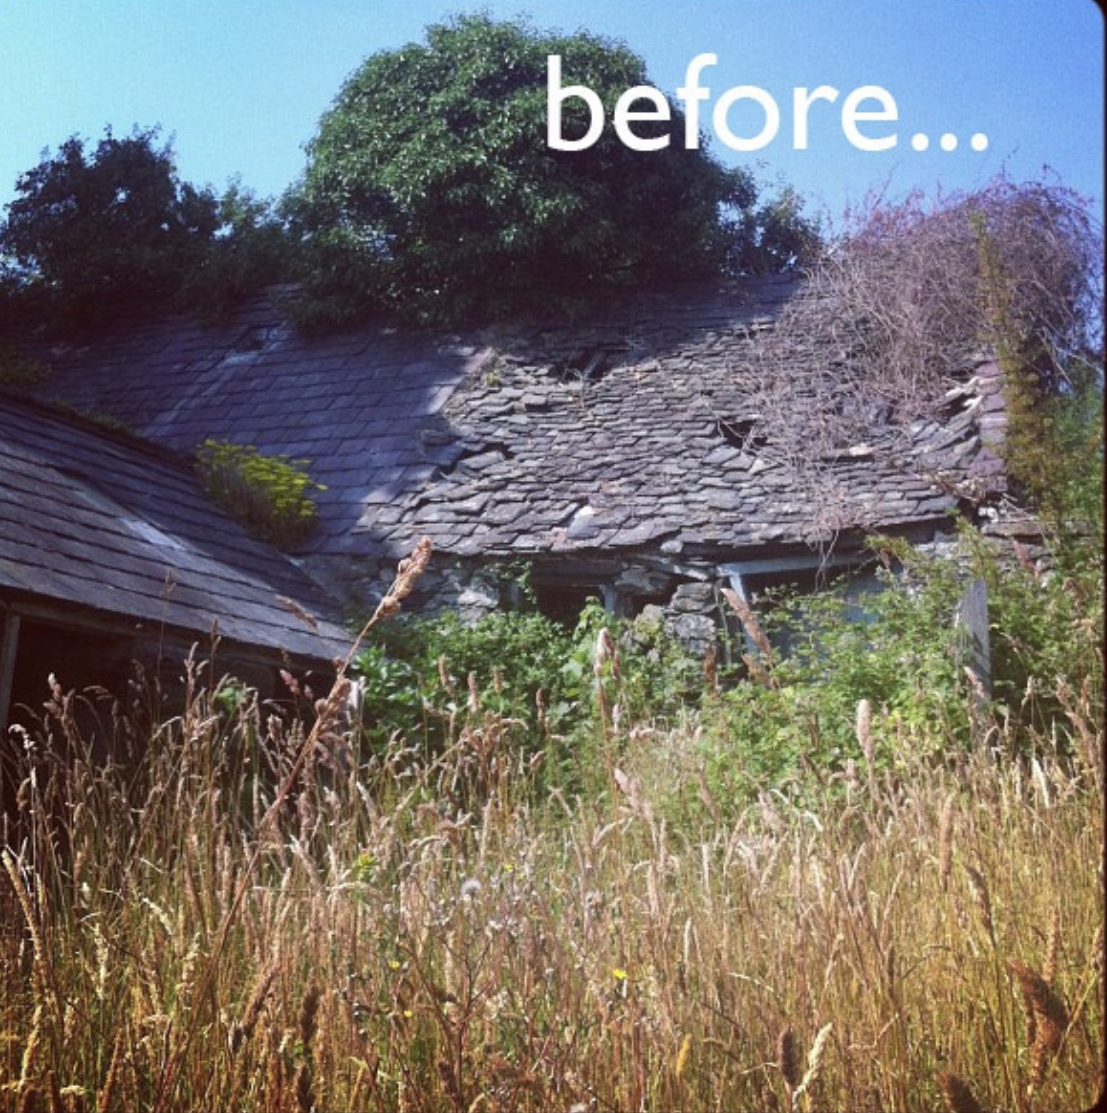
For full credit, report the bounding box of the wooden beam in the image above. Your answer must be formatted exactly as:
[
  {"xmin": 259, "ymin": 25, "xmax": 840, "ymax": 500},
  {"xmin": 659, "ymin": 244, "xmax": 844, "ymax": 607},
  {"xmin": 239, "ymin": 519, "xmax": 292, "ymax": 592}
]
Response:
[
  {"xmin": 718, "ymin": 552, "xmax": 860, "ymax": 578},
  {"xmin": 0, "ymin": 611, "xmax": 20, "ymax": 730},
  {"xmin": 956, "ymin": 576, "xmax": 992, "ymax": 706}
]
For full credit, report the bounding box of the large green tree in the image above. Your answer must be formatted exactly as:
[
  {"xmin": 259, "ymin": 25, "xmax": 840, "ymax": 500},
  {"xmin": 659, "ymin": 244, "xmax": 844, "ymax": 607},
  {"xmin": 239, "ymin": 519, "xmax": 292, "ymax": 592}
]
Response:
[
  {"xmin": 0, "ymin": 128, "xmax": 291, "ymax": 328},
  {"xmin": 286, "ymin": 13, "xmax": 818, "ymax": 326},
  {"xmin": 0, "ymin": 128, "xmax": 219, "ymax": 324}
]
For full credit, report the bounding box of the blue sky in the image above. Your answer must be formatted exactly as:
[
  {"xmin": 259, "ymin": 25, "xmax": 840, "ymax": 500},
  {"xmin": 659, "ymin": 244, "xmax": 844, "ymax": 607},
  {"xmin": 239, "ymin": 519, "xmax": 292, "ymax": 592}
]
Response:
[{"xmin": 0, "ymin": 1, "xmax": 1102, "ymax": 230}]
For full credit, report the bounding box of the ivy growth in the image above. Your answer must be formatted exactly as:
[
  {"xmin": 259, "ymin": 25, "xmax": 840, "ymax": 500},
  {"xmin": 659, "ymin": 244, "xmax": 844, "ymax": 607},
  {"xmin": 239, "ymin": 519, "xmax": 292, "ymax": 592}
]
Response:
[
  {"xmin": 195, "ymin": 438, "xmax": 326, "ymax": 548},
  {"xmin": 284, "ymin": 13, "xmax": 819, "ymax": 328}
]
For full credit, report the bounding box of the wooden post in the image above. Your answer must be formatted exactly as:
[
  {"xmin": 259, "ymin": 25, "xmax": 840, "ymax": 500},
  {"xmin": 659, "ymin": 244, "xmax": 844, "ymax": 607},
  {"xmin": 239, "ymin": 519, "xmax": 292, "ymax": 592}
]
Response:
[
  {"xmin": 0, "ymin": 611, "xmax": 20, "ymax": 731},
  {"xmin": 956, "ymin": 578, "xmax": 992, "ymax": 735}
]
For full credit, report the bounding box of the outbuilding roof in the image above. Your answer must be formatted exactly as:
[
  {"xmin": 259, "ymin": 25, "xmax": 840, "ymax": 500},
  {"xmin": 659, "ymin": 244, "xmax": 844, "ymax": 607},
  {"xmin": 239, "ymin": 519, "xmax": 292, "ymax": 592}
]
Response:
[{"xmin": 0, "ymin": 389, "xmax": 350, "ymax": 661}]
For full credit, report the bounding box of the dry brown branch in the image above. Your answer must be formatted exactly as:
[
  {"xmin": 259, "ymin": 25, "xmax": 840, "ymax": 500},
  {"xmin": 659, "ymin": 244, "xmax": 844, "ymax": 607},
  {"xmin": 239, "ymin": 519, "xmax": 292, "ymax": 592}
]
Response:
[
  {"xmin": 738, "ymin": 174, "xmax": 1102, "ymax": 529},
  {"xmin": 721, "ymin": 588, "xmax": 775, "ymax": 666}
]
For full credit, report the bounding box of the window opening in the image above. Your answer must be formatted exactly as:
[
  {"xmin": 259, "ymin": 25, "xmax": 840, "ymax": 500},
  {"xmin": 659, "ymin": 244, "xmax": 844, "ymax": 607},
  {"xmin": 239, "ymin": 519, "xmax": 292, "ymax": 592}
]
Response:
[
  {"xmin": 532, "ymin": 582, "xmax": 605, "ymax": 626},
  {"xmin": 722, "ymin": 555, "xmax": 884, "ymax": 660}
]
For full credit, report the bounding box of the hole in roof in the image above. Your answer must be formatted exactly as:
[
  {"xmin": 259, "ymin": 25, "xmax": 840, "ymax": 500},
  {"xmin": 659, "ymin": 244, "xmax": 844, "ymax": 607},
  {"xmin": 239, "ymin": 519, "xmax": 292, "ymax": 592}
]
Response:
[
  {"xmin": 717, "ymin": 416, "xmax": 768, "ymax": 450},
  {"xmin": 933, "ymin": 383, "xmax": 978, "ymax": 424},
  {"xmin": 550, "ymin": 345, "xmax": 627, "ymax": 385},
  {"xmin": 230, "ymin": 326, "xmax": 278, "ymax": 355},
  {"xmin": 833, "ymin": 392, "xmax": 893, "ymax": 428},
  {"xmin": 435, "ymin": 442, "xmax": 514, "ymax": 479}
]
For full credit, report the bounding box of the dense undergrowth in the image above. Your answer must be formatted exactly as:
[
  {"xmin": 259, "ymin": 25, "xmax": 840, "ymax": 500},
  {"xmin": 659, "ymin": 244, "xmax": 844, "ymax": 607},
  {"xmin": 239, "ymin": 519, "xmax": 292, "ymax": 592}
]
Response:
[{"xmin": 1, "ymin": 517, "xmax": 1102, "ymax": 1112}]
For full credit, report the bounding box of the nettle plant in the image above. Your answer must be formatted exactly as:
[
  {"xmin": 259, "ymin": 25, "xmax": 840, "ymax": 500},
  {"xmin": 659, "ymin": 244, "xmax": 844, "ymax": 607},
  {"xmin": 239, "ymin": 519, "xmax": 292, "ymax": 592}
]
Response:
[{"xmin": 196, "ymin": 438, "xmax": 326, "ymax": 547}]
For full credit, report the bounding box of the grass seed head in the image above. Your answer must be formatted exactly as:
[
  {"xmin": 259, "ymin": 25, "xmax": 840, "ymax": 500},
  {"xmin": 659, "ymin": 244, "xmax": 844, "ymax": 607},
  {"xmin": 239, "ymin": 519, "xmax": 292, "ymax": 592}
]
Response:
[
  {"xmin": 794, "ymin": 1022, "xmax": 832, "ymax": 1103},
  {"xmin": 1009, "ymin": 959, "xmax": 1069, "ymax": 1047},
  {"xmin": 232, "ymin": 965, "xmax": 278, "ymax": 1054},
  {"xmin": 1043, "ymin": 905, "xmax": 1061, "ymax": 987},
  {"xmin": 294, "ymin": 1064, "xmax": 314, "ymax": 1113},
  {"xmin": 965, "ymin": 864, "xmax": 996, "ymax": 944},
  {"xmin": 937, "ymin": 1070, "xmax": 984, "ymax": 1113},
  {"xmin": 1009, "ymin": 957, "xmax": 1071, "ymax": 1090},
  {"xmin": 3, "ymin": 852, "xmax": 45, "ymax": 968},
  {"xmin": 95, "ymin": 1034, "xmax": 124, "ymax": 1113},
  {"xmin": 675, "ymin": 1032, "xmax": 693, "ymax": 1080},
  {"xmin": 938, "ymin": 793, "xmax": 955, "ymax": 893},
  {"xmin": 778, "ymin": 1025, "xmax": 800, "ymax": 1090},
  {"xmin": 298, "ymin": 985, "xmax": 322, "ymax": 1051},
  {"xmin": 856, "ymin": 699, "xmax": 874, "ymax": 766},
  {"xmin": 371, "ymin": 536, "xmax": 433, "ymax": 623}
]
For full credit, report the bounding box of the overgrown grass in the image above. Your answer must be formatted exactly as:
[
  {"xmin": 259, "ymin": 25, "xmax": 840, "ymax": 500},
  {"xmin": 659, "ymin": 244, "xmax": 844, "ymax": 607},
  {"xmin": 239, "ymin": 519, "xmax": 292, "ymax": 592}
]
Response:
[{"xmin": 1, "ymin": 538, "xmax": 1103, "ymax": 1112}]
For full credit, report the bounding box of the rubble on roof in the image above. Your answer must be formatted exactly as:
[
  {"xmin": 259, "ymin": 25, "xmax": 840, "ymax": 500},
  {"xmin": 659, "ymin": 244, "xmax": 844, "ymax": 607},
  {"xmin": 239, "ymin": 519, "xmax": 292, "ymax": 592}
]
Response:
[{"xmin": 356, "ymin": 276, "xmax": 1005, "ymax": 563}]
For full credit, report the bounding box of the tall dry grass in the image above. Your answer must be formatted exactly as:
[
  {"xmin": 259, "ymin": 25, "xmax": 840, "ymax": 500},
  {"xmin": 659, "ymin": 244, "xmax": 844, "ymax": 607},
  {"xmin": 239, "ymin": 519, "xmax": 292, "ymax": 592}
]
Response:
[{"xmin": 1, "ymin": 565, "xmax": 1102, "ymax": 1110}]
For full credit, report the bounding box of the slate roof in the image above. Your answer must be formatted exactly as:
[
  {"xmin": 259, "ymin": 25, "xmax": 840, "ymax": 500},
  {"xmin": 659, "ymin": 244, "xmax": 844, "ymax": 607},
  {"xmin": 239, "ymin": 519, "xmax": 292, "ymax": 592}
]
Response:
[
  {"xmin": 16, "ymin": 275, "xmax": 1006, "ymax": 569},
  {"xmin": 0, "ymin": 389, "xmax": 350, "ymax": 660},
  {"xmin": 374, "ymin": 283, "xmax": 1006, "ymax": 560},
  {"xmin": 19, "ymin": 296, "xmax": 487, "ymax": 559}
]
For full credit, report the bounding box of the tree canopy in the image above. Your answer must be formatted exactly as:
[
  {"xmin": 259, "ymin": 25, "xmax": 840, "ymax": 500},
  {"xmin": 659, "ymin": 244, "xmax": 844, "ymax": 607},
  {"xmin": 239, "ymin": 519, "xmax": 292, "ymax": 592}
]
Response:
[
  {"xmin": 0, "ymin": 128, "xmax": 217, "ymax": 324},
  {"xmin": 285, "ymin": 13, "xmax": 820, "ymax": 326},
  {"xmin": 0, "ymin": 128, "xmax": 290, "ymax": 329},
  {"xmin": 0, "ymin": 17, "xmax": 820, "ymax": 332}
]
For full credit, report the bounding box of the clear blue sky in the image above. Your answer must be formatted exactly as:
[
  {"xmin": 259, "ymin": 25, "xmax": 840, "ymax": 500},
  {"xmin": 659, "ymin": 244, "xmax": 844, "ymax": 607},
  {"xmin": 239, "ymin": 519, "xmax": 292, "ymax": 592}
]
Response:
[{"xmin": 0, "ymin": 0, "xmax": 1102, "ymax": 230}]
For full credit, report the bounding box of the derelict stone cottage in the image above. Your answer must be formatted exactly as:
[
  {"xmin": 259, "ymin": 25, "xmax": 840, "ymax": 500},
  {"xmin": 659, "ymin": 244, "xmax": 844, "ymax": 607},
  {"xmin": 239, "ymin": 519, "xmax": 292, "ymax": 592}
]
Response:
[{"xmin": 3, "ymin": 273, "xmax": 1016, "ymax": 685}]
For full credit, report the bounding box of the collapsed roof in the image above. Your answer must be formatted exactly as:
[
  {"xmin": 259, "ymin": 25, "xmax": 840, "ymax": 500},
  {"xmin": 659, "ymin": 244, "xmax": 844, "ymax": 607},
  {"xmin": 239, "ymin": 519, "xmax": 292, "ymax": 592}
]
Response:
[{"xmin": 18, "ymin": 275, "xmax": 1007, "ymax": 572}]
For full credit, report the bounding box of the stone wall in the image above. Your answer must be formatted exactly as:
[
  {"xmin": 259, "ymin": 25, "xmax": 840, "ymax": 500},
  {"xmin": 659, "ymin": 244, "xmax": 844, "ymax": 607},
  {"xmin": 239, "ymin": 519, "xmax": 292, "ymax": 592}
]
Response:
[{"xmin": 302, "ymin": 548, "xmax": 730, "ymax": 657}]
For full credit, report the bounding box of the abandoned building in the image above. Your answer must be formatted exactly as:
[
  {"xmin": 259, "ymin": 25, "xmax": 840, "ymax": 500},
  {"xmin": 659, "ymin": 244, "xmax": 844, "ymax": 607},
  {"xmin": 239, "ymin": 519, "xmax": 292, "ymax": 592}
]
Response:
[
  {"xmin": 0, "ymin": 388, "xmax": 351, "ymax": 732},
  {"xmin": 3, "ymin": 273, "xmax": 1015, "ymax": 712}
]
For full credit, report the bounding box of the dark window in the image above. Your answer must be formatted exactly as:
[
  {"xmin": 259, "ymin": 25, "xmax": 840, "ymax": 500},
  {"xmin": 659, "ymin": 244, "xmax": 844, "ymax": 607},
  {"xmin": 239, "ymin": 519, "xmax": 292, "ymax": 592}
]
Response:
[{"xmin": 532, "ymin": 583, "xmax": 604, "ymax": 626}]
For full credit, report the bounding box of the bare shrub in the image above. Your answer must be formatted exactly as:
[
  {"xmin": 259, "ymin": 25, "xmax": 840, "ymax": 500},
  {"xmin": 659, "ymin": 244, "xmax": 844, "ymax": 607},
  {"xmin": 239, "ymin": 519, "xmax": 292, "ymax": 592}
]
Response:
[{"xmin": 744, "ymin": 174, "xmax": 1103, "ymax": 494}]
